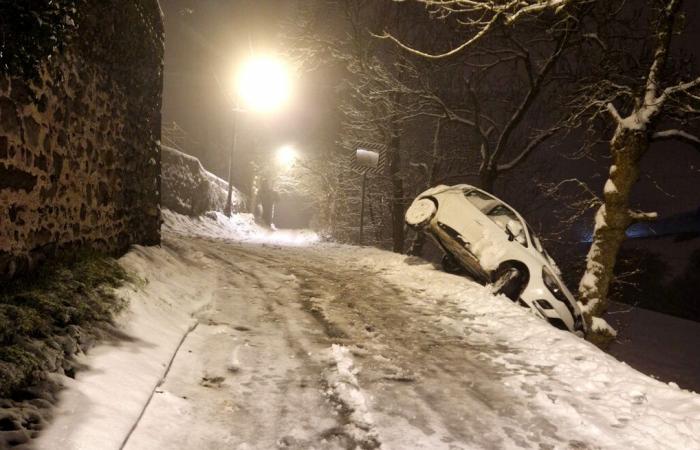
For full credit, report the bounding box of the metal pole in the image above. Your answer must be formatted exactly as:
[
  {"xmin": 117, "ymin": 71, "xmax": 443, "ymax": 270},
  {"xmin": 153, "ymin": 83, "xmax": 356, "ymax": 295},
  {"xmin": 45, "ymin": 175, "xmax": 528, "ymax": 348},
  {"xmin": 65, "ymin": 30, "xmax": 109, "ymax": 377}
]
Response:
[
  {"xmin": 224, "ymin": 97, "xmax": 239, "ymax": 217},
  {"xmin": 359, "ymin": 170, "xmax": 367, "ymax": 245}
]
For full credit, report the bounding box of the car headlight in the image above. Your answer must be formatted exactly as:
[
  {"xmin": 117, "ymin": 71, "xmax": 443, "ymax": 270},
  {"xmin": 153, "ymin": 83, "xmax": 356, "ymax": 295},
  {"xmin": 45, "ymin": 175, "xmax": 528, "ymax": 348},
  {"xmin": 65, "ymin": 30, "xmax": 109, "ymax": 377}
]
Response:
[{"xmin": 542, "ymin": 266, "xmax": 568, "ymax": 304}]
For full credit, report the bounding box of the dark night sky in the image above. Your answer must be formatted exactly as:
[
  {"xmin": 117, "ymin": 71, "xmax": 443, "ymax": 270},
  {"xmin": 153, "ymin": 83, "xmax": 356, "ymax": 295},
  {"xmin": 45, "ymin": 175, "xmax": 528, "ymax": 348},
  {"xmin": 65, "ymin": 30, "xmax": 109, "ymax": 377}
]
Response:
[
  {"xmin": 160, "ymin": 0, "xmax": 334, "ymax": 186},
  {"xmin": 159, "ymin": 1, "xmax": 700, "ymax": 238}
]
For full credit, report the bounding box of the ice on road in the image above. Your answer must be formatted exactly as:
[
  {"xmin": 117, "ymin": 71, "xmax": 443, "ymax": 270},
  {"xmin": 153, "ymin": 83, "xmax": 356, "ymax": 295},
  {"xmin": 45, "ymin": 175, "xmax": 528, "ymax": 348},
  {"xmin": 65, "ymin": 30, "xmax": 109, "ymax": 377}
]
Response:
[{"xmin": 37, "ymin": 211, "xmax": 700, "ymax": 450}]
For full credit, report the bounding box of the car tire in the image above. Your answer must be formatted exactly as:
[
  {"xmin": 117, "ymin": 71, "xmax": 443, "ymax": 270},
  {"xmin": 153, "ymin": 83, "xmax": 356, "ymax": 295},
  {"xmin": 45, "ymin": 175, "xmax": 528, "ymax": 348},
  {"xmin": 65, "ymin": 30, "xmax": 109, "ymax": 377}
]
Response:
[
  {"xmin": 492, "ymin": 265, "xmax": 525, "ymax": 301},
  {"xmin": 441, "ymin": 254, "xmax": 464, "ymax": 274},
  {"xmin": 405, "ymin": 198, "xmax": 437, "ymax": 230}
]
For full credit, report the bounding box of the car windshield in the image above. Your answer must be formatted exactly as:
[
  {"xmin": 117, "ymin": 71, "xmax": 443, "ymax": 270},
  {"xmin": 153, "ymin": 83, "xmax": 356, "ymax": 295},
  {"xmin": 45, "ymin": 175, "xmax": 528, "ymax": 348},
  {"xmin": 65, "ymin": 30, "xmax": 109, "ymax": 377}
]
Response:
[{"xmin": 526, "ymin": 223, "xmax": 545, "ymax": 254}]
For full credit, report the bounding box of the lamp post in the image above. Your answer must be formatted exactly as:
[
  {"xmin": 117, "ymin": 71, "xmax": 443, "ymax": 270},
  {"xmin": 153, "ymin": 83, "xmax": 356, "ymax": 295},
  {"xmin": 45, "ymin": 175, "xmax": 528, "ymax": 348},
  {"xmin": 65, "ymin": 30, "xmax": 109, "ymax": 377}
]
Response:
[
  {"xmin": 223, "ymin": 56, "xmax": 291, "ymax": 217},
  {"xmin": 224, "ymin": 96, "xmax": 240, "ymax": 217}
]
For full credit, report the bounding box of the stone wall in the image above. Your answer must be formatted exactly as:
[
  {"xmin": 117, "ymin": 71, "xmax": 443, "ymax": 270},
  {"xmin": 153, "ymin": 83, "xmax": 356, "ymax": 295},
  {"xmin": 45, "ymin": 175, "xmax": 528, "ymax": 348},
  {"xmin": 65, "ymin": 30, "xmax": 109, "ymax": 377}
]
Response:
[
  {"xmin": 0, "ymin": 1, "xmax": 164, "ymax": 280},
  {"xmin": 161, "ymin": 145, "xmax": 245, "ymax": 216}
]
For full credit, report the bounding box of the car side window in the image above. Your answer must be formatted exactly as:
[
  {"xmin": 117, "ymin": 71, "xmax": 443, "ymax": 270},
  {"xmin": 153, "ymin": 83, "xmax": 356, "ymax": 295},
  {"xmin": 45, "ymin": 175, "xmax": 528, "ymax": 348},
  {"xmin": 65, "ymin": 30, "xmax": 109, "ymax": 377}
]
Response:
[
  {"xmin": 463, "ymin": 189, "xmax": 495, "ymax": 213},
  {"xmin": 486, "ymin": 205, "xmax": 516, "ymax": 229},
  {"xmin": 486, "ymin": 205, "xmax": 528, "ymax": 247},
  {"xmin": 464, "ymin": 189, "xmax": 527, "ymax": 247}
]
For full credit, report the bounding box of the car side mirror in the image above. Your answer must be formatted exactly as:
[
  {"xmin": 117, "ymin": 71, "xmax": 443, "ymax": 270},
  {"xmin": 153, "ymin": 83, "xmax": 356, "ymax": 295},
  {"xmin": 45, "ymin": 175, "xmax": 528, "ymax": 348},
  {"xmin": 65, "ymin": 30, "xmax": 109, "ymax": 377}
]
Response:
[{"xmin": 506, "ymin": 220, "xmax": 523, "ymax": 242}]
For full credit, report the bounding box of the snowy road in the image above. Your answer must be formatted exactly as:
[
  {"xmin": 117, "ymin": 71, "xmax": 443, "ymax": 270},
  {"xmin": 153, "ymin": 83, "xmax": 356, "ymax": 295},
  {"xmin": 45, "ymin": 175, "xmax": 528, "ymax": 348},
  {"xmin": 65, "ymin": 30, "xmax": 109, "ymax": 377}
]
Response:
[
  {"xmin": 125, "ymin": 237, "xmax": 561, "ymax": 449},
  {"xmin": 37, "ymin": 212, "xmax": 700, "ymax": 450}
]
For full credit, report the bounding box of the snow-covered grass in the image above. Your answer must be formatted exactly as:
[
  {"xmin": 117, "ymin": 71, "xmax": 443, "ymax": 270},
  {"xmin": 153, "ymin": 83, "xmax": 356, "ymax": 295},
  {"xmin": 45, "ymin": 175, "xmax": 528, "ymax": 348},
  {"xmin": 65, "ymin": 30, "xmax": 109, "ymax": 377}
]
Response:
[
  {"xmin": 36, "ymin": 211, "xmax": 700, "ymax": 450},
  {"xmin": 35, "ymin": 240, "xmax": 219, "ymax": 449}
]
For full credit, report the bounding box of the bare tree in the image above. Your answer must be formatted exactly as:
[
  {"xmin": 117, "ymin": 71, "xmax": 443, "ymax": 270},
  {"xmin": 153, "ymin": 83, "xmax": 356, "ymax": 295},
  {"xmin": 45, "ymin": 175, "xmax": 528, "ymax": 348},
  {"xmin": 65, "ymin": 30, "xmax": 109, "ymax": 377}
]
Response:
[
  {"xmin": 568, "ymin": 0, "xmax": 700, "ymax": 337},
  {"xmin": 289, "ymin": 0, "xmax": 450, "ymax": 252},
  {"xmin": 388, "ymin": 0, "xmax": 700, "ymax": 342}
]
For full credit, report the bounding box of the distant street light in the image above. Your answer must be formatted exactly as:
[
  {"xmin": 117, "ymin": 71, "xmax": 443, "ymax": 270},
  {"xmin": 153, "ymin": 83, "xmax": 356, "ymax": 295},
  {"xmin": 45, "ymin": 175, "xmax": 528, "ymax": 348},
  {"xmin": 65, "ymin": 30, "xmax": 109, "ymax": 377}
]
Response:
[
  {"xmin": 224, "ymin": 56, "xmax": 292, "ymax": 217},
  {"xmin": 275, "ymin": 145, "xmax": 297, "ymax": 168}
]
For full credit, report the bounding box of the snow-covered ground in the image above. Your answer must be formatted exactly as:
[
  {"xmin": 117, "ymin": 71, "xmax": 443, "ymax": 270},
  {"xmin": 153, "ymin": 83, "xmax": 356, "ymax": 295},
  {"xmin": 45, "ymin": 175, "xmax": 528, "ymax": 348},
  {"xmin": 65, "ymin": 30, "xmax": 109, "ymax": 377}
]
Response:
[{"xmin": 36, "ymin": 211, "xmax": 700, "ymax": 449}]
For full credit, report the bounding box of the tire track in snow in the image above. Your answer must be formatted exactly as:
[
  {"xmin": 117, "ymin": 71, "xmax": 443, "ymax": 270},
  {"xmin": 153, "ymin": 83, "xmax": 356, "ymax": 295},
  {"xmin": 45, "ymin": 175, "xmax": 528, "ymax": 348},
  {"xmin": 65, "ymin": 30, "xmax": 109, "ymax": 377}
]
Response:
[{"xmin": 275, "ymin": 248, "xmax": 577, "ymax": 449}]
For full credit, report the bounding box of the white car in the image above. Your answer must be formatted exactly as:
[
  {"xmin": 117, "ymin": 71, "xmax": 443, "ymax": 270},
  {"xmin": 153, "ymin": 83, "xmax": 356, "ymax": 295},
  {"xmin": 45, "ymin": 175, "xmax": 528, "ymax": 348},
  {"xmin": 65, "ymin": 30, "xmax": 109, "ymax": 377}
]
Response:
[{"xmin": 406, "ymin": 184, "xmax": 586, "ymax": 335}]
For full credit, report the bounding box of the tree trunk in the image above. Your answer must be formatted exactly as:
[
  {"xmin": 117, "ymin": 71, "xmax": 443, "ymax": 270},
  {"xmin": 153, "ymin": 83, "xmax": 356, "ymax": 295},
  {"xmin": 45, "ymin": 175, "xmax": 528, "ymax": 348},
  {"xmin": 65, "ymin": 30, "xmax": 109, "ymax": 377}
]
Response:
[
  {"xmin": 578, "ymin": 127, "xmax": 649, "ymax": 324},
  {"xmin": 479, "ymin": 168, "xmax": 496, "ymax": 193},
  {"xmin": 407, "ymin": 232, "xmax": 426, "ymax": 256},
  {"xmin": 407, "ymin": 119, "xmax": 443, "ymax": 257},
  {"xmin": 388, "ymin": 130, "xmax": 405, "ymax": 253}
]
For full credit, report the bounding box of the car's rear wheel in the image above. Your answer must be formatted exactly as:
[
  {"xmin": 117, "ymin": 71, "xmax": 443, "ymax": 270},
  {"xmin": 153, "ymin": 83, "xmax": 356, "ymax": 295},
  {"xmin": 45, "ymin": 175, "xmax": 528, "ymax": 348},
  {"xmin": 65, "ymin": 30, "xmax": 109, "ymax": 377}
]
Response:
[
  {"xmin": 405, "ymin": 198, "xmax": 437, "ymax": 230},
  {"xmin": 492, "ymin": 265, "xmax": 525, "ymax": 301},
  {"xmin": 441, "ymin": 253, "xmax": 464, "ymax": 274}
]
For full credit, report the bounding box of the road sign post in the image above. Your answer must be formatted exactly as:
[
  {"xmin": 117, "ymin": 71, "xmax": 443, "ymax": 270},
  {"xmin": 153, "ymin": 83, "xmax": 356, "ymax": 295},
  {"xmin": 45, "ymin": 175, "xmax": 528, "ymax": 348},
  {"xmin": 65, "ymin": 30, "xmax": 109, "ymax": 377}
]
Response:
[{"xmin": 355, "ymin": 148, "xmax": 380, "ymax": 245}]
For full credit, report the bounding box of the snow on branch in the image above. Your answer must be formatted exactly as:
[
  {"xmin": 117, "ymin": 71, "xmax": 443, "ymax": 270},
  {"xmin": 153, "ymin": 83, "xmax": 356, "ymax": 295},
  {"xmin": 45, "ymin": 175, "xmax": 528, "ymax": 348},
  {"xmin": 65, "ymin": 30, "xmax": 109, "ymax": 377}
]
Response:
[
  {"xmin": 651, "ymin": 129, "xmax": 700, "ymax": 149},
  {"xmin": 376, "ymin": 0, "xmax": 582, "ymax": 59},
  {"xmin": 661, "ymin": 76, "xmax": 700, "ymax": 99},
  {"xmin": 643, "ymin": 0, "xmax": 681, "ymax": 105},
  {"xmin": 628, "ymin": 210, "xmax": 658, "ymax": 223},
  {"xmin": 373, "ymin": 12, "xmax": 501, "ymax": 60},
  {"xmin": 605, "ymin": 102, "xmax": 622, "ymax": 124}
]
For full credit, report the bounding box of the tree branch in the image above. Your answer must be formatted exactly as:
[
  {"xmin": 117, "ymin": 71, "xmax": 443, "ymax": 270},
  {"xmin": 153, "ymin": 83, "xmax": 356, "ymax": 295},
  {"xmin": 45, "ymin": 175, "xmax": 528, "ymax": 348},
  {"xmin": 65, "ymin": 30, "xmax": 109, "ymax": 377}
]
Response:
[
  {"xmin": 643, "ymin": 0, "xmax": 681, "ymax": 106},
  {"xmin": 489, "ymin": 30, "xmax": 569, "ymax": 166},
  {"xmin": 606, "ymin": 102, "xmax": 622, "ymax": 123},
  {"xmin": 628, "ymin": 210, "xmax": 658, "ymax": 223},
  {"xmin": 662, "ymin": 76, "xmax": 700, "ymax": 98},
  {"xmin": 496, "ymin": 126, "xmax": 561, "ymax": 172},
  {"xmin": 651, "ymin": 129, "xmax": 700, "ymax": 149},
  {"xmin": 373, "ymin": 12, "xmax": 502, "ymax": 59}
]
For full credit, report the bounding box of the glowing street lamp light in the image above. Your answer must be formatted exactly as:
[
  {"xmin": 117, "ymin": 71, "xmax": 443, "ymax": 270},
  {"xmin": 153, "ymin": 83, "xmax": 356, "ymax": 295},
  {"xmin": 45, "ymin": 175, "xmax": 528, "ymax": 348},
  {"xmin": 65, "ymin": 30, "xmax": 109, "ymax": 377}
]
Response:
[
  {"xmin": 224, "ymin": 55, "xmax": 292, "ymax": 217},
  {"xmin": 275, "ymin": 145, "xmax": 297, "ymax": 168},
  {"xmin": 237, "ymin": 58, "xmax": 291, "ymax": 113}
]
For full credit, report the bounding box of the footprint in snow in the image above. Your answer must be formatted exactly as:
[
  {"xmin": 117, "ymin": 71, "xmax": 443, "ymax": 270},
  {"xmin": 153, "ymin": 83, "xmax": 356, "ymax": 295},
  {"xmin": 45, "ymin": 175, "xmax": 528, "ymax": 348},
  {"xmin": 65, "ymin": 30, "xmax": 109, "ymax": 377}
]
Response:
[{"xmin": 200, "ymin": 375, "xmax": 226, "ymax": 388}]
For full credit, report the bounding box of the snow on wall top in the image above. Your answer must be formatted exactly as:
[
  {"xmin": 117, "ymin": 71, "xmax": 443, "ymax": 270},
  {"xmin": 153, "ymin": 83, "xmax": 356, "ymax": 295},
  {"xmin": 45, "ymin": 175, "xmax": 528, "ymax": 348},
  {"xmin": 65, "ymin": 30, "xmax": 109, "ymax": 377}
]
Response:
[{"xmin": 161, "ymin": 144, "xmax": 245, "ymax": 216}]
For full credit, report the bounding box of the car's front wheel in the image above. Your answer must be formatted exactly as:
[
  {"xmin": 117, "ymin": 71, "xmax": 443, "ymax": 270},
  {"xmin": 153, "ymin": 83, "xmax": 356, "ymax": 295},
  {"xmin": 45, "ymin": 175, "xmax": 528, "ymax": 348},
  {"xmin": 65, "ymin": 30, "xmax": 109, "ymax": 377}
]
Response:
[
  {"xmin": 405, "ymin": 198, "xmax": 437, "ymax": 230},
  {"xmin": 492, "ymin": 265, "xmax": 526, "ymax": 301}
]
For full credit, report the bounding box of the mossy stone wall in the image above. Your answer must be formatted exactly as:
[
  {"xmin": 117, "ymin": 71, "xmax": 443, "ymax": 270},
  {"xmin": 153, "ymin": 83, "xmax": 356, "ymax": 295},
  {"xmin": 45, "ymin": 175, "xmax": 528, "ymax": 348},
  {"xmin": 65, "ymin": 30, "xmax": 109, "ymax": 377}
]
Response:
[{"xmin": 0, "ymin": 1, "xmax": 164, "ymax": 280}]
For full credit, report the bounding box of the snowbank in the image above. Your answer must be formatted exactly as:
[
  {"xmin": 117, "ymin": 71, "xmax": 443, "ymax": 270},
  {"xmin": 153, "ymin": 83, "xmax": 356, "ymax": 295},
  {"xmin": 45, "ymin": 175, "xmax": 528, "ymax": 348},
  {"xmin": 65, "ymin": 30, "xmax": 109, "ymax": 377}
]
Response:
[{"xmin": 161, "ymin": 144, "xmax": 245, "ymax": 216}]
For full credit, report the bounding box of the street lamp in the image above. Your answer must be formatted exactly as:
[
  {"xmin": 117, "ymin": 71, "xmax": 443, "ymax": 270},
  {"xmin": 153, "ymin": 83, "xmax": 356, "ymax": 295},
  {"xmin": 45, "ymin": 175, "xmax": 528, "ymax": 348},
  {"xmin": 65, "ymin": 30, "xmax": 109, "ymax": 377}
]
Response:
[
  {"xmin": 224, "ymin": 56, "xmax": 291, "ymax": 217},
  {"xmin": 275, "ymin": 145, "xmax": 297, "ymax": 168},
  {"xmin": 238, "ymin": 58, "xmax": 291, "ymax": 113}
]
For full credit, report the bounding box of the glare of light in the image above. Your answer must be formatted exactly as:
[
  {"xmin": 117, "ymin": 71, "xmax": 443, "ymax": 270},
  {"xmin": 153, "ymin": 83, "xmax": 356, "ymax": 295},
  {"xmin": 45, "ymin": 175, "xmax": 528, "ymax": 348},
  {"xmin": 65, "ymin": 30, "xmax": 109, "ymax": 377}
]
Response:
[
  {"xmin": 237, "ymin": 57, "xmax": 291, "ymax": 112},
  {"xmin": 276, "ymin": 145, "xmax": 297, "ymax": 167}
]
